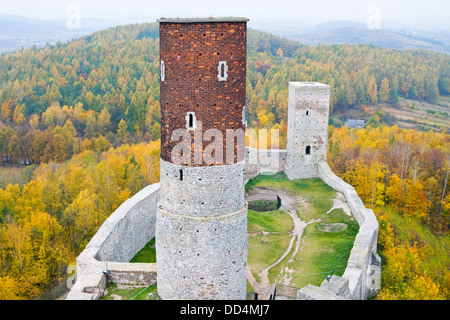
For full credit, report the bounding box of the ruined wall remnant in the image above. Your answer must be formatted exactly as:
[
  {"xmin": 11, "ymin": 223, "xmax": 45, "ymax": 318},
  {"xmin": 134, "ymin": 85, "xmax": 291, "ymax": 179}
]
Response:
[{"xmin": 285, "ymin": 82, "xmax": 330, "ymax": 180}]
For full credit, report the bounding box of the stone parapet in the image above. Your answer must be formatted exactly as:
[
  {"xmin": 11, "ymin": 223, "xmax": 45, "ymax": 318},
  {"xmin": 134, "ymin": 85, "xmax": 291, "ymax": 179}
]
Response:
[
  {"xmin": 66, "ymin": 184, "xmax": 161, "ymax": 300},
  {"xmin": 297, "ymin": 161, "xmax": 381, "ymax": 300},
  {"xmin": 244, "ymin": 147, "xmax": 287, "ymax": 183}
]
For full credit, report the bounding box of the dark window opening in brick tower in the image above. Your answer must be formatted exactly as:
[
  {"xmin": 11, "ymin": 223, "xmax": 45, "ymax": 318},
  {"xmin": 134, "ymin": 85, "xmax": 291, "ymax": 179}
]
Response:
[
  {"xmin": 306, "ymin": 146, "xmax": 311, "ymax": 155},
  {"xmin": 188, "ymin": 113, "xmax": 194, "ymax": 128}
]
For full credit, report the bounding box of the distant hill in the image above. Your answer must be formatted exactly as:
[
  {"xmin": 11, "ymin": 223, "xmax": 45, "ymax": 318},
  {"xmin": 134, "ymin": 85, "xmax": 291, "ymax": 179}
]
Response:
[
  {"xmin": 270, "ymin": 20, "xmax": 450, "ymax": 54},
  {"xmin": 0, "ymin": 14, "xmax": 119, "ymax": 53},
  {"xmin": 2, "ymin": 15, "xmax": 450, "ymax": 54}
]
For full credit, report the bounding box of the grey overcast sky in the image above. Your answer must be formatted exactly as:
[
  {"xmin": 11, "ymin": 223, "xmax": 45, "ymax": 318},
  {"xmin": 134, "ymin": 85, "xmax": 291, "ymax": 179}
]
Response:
[{"xmin": 0, "ymin": 0, "xmax": 449, "ymax": 28}]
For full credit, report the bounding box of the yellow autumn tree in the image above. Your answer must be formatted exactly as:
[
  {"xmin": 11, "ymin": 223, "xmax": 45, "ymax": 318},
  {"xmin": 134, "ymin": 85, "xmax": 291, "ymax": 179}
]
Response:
[
  {"xmin": 0, "ymin": 276, "xmax": 22, "ymax": 300},
  {"xmin": 367, "ymin": 75, "xmax": 378, "ymax": 104},
  {"xmin": 386, "ymin": 174, "xmax": 430, "ymax": 218},
  {"xmin": 62, "ymin": 189, "xmax": 98, "ymax": 252},
  {"xmin": 379, "ymin": 77, "xmax": 390, "ymax": 102},
  {"xmin": 341, "ymin": 160, "xmax": 387, "ymax": 207}
]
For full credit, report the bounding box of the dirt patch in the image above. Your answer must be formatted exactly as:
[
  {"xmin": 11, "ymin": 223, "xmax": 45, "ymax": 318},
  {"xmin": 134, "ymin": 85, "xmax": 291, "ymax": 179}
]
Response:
[
  {"xmin": 317, "ymin": 222, "xmax": 348, "ymax": 233},
  {"xmin": 326, "ymin": 192, "xmax": 351, "ymax": 216}
]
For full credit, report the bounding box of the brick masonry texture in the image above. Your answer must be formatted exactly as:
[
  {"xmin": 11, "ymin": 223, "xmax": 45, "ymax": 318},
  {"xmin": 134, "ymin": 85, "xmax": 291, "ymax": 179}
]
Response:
[{"xmin": 159, "ymin": 20, "xmax": 247, "ymax": 166}]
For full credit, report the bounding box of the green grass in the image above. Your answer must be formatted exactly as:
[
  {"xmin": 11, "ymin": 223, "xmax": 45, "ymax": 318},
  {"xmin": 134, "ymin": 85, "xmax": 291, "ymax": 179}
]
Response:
[
  {"xmin": 248, "ymin": 232, "xmax": 292, "ymax": 273},
  {"xmin": 291, "ymin": 209, "xmax": 359, "ymax": 288},
  {"xmin": 246, "ymin": 173, "xmax": 359, "ymax": 289},
  {"xmin": 248, "ymin": 209, "xmax": 293, "ymax": 233},
  {"xmin": 100, "ymin": 282, "xmax": 160, "ymax": 300},
  {"xmin": 246, "ymin": 172, "xmax": 336, "ymax": 221},
  {"xmin": 247, "ymin": 208, "xmax": 293, "ymax": 275},
  {"xmin": 130, "ymin": 237, "xmax": 156, "ymax": 263}
]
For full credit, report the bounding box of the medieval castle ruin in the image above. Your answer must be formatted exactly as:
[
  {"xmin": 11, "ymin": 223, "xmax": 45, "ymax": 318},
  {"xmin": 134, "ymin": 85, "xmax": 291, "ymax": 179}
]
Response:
[{"xmin": 66, "ymin": 17, "xmax": 381, "ymax": 300}]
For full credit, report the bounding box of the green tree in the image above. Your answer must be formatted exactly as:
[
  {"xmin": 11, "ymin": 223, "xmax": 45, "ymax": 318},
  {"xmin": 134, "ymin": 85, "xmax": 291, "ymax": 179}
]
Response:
[
  {"xmin": 116, "ymin": 119, "xmax": 129, "ymax": 142},
  {"xmin": 379, "ymin": 77, "xmax": 390, "ymax": 103}
]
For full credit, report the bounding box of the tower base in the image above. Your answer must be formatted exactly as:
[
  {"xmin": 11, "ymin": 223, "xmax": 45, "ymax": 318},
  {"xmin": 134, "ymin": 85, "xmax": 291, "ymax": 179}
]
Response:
[{"xmin": 155, "ymin": 203, "xmax": 248, "ymax": 300}]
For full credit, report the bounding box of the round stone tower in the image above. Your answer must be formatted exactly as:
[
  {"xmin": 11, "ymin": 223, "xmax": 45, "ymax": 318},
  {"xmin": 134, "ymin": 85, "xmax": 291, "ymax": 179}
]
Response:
[{"xmin": 156, "ymin": 17, "xmax": 248, "ymax": 300}]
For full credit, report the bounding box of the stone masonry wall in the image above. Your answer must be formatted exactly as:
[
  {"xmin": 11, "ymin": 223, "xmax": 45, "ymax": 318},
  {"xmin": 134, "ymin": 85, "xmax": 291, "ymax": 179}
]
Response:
[
  {"xmin": 244, "ymin": 146, "xmax": 286, "ymax": 184},
  {"xmin": 285, "ymin": 82, "xmax": 330, "ymax": 180},
  {"xmin": 160, "ymin": 158, "xmax": 245, "ymax": 217},
  {"xmin": 157, "ymin": 159, "xmax": 247, "ymax": 299},
  {"xmin": 156, "ymin": 203, "xmax": 248, "ymax": 300},
  {"xmin": 66, "ymin": 184, "xmax": 160, "ymax": 300}
]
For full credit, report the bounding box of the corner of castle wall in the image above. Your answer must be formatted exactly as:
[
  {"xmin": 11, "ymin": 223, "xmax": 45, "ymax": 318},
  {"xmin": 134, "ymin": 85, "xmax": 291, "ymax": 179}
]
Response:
[
  {"xmin": 319, "ymin": 275, "xmax": 351, "ymax": 299},
  {"xmin": 66, "ymin": 183, "xmax": 161, "ymax": 300},
  {"xmin": 297, "ymin": 160, "xmax": 381, "ymax": 300},
  {"xmin": 297, "ymin": 284, "xmax": 344, "ymax": 300},
  {"xmin": 244, "ymin": 146, "xmax": 287, "ymax": 183}
]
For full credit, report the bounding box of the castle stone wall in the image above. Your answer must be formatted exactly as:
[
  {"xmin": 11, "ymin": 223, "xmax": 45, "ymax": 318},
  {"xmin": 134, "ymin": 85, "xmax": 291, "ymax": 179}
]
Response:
[
  {"xmin": 157, "ymin": 160, "xmax": 248, "ymax": 299},
  {"xmin": 156, "ymin": 18, "xmax": 249, "ymax": 300},
  {"xmin": 66, "ymin": 184, "xmax": 160, "ymax": 300},
  {"xmin": 93, "ymin": 184, "xmax": 160, "ymax": 262},
  {"xmin": 244, "ymin": 147, "xmax": 286, "ymax": 184},
  {"xmin": 66, "ymin": 160, "xmax": 380, "ymax": 300},
  {"xmin": 66, "ymin": 77, "xmax": 379, "ymax": 300}
]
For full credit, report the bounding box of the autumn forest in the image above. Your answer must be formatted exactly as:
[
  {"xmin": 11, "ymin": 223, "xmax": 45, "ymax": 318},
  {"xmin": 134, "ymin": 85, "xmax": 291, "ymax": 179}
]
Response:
[{"xmin": 0, "ymin": 23, "xmax": 449, "ymax": 300}]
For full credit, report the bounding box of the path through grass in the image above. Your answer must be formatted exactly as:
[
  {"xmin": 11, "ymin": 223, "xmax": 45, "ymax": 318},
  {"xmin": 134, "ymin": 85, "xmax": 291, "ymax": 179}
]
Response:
[{"xmin": 246, "ymin": 172, "xmax": 359, "ymax": 290}]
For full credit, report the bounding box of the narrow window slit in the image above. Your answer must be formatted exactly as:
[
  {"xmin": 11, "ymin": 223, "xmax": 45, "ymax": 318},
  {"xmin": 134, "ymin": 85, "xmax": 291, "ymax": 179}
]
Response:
[{"xmin": 220, "ymin": 63, "xmax": 225, "ymax": 78}]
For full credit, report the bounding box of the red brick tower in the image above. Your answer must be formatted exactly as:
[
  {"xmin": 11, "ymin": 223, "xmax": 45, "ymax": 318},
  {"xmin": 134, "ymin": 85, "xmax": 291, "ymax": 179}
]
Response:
[
  {"xmin": 159, "ymin": 17, "xmax": 247, "ymax": 166},
  {"xmin": 156, "ymin": 17, "xmax": 249, "ymax": 300}
]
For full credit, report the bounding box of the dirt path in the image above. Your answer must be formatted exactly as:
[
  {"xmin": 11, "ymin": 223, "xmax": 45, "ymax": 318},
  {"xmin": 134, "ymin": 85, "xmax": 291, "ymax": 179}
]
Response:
[
  {"xmin": 326, "ymin": 192, "xmax": 351, "ymax": 216},
  {"xmin": 246, "ymin": 188, "xmax": 316, "ymax": 300}
]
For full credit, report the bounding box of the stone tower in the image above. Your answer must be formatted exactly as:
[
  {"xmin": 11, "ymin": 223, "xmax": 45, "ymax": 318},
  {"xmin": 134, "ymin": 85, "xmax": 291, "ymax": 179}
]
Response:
[
  {"xmin": 285, "ymin": 82, "xmax": 330, "ymax": 180},
  {"xmin": 155, "ymin": 17, "xmax": 249, "ymax": 300}
]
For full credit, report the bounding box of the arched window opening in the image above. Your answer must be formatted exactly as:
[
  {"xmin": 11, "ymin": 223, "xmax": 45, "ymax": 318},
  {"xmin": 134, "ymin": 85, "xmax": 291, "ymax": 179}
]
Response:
[
  {"xmin": 217, "ymin": 61, "xmax": 228, "ymax": 81},
  {"xmin": 186, "ymin": 112, "xmax": 196, "ymax": 131}
]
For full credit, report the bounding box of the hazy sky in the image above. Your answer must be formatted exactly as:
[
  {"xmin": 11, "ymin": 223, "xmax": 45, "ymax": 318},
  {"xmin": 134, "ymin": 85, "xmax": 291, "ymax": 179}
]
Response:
[{"xmin": 0, "ymin": 0, "xmax": 449, "ymax": 28}]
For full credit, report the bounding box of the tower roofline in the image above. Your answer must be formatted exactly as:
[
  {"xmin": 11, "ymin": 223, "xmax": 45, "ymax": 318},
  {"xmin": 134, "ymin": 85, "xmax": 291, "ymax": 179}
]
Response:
[
  {"xmin": 157, "ymin": 17, "xmax": 249, "ymax": 23},
  {"xmin": 290, "ymin": 82, "xmax": 330, "ymax": 87}
]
